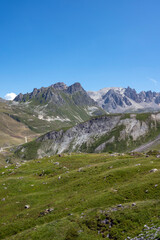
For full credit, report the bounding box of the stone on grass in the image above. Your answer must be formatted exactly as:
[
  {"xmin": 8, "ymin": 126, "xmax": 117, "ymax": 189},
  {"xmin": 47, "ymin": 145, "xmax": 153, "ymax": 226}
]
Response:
[
  {"xmin": 25, "ymin": 205, "xmax": 30, "ymax": 209},
  {"xmin": 149, "ymin": 169, "xmax": 158, "ymax": 173},
  {"xmin": 117, "ymin": 204, "xmax": 122, "ymax": 207},
  {"xmin": 108, "ymin": 166, "xmax": 113, "ymax": 169},
  {"xmin": 132, "ymin": 203, "xmax": 136, "ymax": 206},
  {"xmin": 78, "ymin": 168, "xmax": 83, "ymax": 172},
  {"xmin": 54, "ymin": 162, "xmax": 59, "ymax": 165}
]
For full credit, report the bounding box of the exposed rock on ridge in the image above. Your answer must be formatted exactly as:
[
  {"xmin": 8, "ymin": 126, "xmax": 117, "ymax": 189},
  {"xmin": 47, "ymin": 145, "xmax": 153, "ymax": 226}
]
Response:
[{"xmin": 14, "ymin": 82, "xmax": 95, "ymax": 106}]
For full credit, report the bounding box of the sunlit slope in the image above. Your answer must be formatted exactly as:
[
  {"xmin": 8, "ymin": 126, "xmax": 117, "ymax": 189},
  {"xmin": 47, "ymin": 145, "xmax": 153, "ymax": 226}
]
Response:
[
  {"xmin": 0, "ymin": 153, "xmax": 160, "ymax": 239},
  {"xmin": 0, "ymin": 102, "xmax": 37, "ymax": 147}
]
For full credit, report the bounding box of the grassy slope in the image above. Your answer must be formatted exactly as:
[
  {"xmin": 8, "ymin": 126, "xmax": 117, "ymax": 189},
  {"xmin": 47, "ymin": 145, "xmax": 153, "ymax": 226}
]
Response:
[
  {"xmin": 147, "ymin": 142, "xmax": 160, "ymax": 151},
  {"xmin": 0, "ymin": 153, "xmax": 160, "ymax": 239},
  {"xmin": 0, "ymin": 102, "xmax": 37, "ymax": 147}
]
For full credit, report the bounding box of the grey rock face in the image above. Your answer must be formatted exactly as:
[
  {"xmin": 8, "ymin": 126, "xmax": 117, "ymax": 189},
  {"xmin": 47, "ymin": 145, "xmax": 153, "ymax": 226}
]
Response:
[
  {"xmin": 14, "ymin": 93, "xmax": 24, "ymax": 102},
  {"xmin": 66, "ymin": 82, "xmax": 83, "ymax": 94},
  {"xmin": 33, "ymin": 112, "xmax": 159, "ymax": 158},
  {"xmin": 103, "ymin": 90, "xmax": 125, "ymax": 109},
  {"xmin": 51, "ymin": 82, "xmax": 67, "ymax": 90},
  {"xmin": 124, "ymin": 87, "xmax": 140, "ymax": 103},
  {"xmin": 36, "ymin": 115, "xmax": 121, "ymax": 158}
]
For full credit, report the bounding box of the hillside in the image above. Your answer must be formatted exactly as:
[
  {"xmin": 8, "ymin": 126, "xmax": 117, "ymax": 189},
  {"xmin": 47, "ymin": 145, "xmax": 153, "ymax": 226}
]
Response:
[
  {"xmin": 15, "ymin": 112, "xmax": 160, "ymax": 159},
  {"xmin": 0, "ymin": 153, "xmax": 159, "ymax": 239},
  {"xmin": 0, "ymin": 101, "xmax": 37, "ymax": 148}
]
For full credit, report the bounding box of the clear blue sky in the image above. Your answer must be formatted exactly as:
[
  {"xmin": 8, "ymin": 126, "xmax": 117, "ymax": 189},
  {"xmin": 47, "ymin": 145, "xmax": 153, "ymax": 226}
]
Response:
[{"xmin": 1, "ymin": 0, "xmax": 160, "ymax": 98}]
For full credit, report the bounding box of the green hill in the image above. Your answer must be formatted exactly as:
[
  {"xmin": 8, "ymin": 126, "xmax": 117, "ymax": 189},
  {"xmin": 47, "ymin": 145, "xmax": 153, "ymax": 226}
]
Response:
[{"xmin": 0, "ymin": 153, "xmax": 160, "ymax": 239}]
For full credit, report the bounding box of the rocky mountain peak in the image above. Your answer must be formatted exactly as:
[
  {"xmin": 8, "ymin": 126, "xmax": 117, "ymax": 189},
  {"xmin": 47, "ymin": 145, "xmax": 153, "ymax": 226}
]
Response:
[
  {"xmin": 51, "ymin": 82, "xmax": 68, "ymax": 90},
  {"xmin": 124, "ymin": 87, "xmax": 140, "ymax": 102},
  {"xmin": 67, "ymin": 82, "xmax": 84, "ymax": 94},
  {"xmin": 14, "ymin": 93, "xmax": 23, "ymax": 101}
]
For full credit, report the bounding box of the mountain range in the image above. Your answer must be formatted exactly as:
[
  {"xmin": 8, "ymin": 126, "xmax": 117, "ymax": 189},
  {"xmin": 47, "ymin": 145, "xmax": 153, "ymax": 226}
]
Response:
[
  {"xmin": 88, "ymin": 86, "xmax": 160, "ymax": 113},
  {"xmin": 14, "ymin": 83, "xmax": 160, "ymax": 114},
  {"xmin": 2, "ymin": 81, "xmax": 160, "ymax": 152}
]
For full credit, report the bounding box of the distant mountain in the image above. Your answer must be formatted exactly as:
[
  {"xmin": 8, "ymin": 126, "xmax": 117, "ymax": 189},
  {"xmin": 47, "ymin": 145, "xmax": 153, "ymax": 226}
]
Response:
[
  {"xmin": 88, "ymin": 87, "xmax": 160, "ymax": 113},
  {"xmin": 14, "ymin": 82, "xmax": 96, "ymax": 106},
  {"xmin": 0, "ymin": 97, "xmax": 7, "ymax": 103},
  {"xmin": 13, "ymin": 82, "xmax": 105, "ymax": 133}
]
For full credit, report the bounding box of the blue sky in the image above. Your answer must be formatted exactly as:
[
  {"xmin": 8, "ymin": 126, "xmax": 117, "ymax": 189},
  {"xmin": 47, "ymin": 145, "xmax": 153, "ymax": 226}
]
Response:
[{"xmin": 1, "ymin": 0, "xmax": 160, "ymax": 99}]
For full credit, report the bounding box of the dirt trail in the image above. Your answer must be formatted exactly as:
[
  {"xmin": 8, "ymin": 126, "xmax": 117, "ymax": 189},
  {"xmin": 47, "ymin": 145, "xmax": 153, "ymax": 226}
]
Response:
[{"xmin": 133, "ymin": 134, "xmax": 160, "ymax": 152}]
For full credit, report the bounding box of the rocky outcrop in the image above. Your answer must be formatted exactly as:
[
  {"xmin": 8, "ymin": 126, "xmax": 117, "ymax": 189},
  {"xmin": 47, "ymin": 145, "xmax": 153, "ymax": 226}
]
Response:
[
  {"xmin": 66, "ymin": 82, "xmax": 84, "ymax": 94},
  {"xmin": 51, "ymin": 82, "xmax": 67, "ymax": 90}
]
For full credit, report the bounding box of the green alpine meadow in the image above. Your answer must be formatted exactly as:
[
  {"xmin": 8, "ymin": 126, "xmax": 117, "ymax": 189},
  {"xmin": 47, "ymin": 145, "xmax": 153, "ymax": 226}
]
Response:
[{"xmin": 0, "ymin": 153, "xmax": 160, "ymax": 239}]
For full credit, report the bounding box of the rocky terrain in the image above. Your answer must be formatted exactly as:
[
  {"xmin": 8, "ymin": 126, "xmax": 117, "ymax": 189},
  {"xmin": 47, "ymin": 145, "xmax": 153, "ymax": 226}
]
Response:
[
  {"xmin": 15, "ymin": 112, "xmax": 160, "ymax": 159},
  {"xmin": 88, "ymin": 86, "xmax": 160, "ymax": 113}
]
